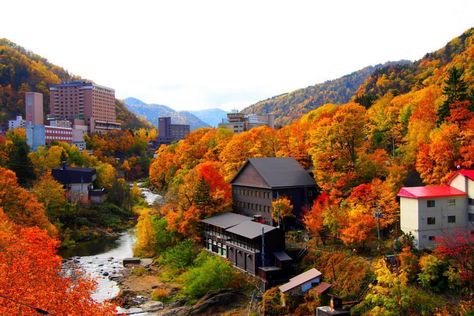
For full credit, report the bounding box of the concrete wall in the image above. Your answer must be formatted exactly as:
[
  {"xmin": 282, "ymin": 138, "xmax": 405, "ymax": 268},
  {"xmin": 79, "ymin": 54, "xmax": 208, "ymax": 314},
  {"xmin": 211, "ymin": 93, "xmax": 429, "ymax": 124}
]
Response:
[{"xmin": 401, "ymin": 196, "xmax": 467, "ymax": 249}]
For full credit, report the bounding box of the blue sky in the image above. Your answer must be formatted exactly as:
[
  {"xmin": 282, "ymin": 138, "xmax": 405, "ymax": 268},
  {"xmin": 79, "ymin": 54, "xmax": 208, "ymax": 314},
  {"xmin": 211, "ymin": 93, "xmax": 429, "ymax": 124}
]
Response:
[{"xmin": 1, "ymin": 0, "xmax": 473, "ymax": 111}]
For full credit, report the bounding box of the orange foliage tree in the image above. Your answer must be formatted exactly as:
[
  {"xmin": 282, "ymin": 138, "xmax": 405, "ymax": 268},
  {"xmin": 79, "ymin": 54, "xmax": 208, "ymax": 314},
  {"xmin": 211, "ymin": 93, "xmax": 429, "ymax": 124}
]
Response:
[
  {"xmin": 308, "ymin": 103, "xmax": 367, "ymax": 198},
  {"xmin": 0, "ymin": 167, "xmax": 55, "ymax": 234},
  {"xmin": 0, "ymin": 209, "xmax": 115, "ymax": 315},
  {"xmin": 303, "ymin": 192, "xmax": 330, "ymax": 241},
  {"xmin": 416, "ymin": 123, "xmax": 460, "ymax": 184}
]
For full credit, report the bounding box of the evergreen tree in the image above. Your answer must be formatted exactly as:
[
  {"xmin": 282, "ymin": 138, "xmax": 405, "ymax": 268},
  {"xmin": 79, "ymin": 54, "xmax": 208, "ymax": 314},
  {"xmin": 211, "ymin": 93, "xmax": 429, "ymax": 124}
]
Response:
[
  {"xmin": 6, "ymin": 134, "xmax": 35, "ymax": 186},
  {"xmin": 437, "ymin": 67, "xmax": 469, "ymax": 124},
  {"xmin": 193, "ymin": 177, "xmax": 212, "ymax": 211}
]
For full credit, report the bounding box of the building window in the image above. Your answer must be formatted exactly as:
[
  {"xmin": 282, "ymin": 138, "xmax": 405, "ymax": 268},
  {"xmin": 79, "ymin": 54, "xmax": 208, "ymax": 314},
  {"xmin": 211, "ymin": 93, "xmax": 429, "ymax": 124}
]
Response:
[
  {"xmin": 427, "ymin": 200, "xmax": 436, "ymax": 208},
  {"xmin": 469, "ymin": 198, "xmax": 474, "ymax": 206},
  {"xmin": 428, "ymin": 236, "xmax": 436, "ymax": 241},
  {"xmin": 447, "ymin": 216, "xmax": 456, "ymax": 223},
  {"xmin": 427, "ymin": 217, "xmax": 436, "ymax": 225},
  {"xmin": 448, "ymin": 199, "xmax": 456, "ymax": 207},
  {"xmin": 469, "ymin": 213, "xmax": 474, "ymax": 222}
]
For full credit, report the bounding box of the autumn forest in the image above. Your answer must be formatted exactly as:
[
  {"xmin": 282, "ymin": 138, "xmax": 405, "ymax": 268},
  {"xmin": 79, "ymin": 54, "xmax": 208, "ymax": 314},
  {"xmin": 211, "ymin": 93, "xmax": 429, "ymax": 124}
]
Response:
[{"xmin": 0, "ymin": 24, "xmax": 473, "ymax": 315}]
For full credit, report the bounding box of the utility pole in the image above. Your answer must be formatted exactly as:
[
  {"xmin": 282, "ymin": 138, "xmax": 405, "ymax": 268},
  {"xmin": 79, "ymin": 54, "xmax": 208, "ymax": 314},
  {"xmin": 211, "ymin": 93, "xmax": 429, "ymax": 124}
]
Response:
[{"xmin": 374, "ymin": 206, "xmax": 382, "ymax": 251}]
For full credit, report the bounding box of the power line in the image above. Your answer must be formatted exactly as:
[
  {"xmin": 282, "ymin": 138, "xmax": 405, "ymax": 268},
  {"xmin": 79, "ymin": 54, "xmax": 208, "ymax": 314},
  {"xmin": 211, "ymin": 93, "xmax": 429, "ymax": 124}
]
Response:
[{"xmin": 0, "ymin": 294, "xmax": 51, "ymax": 315}]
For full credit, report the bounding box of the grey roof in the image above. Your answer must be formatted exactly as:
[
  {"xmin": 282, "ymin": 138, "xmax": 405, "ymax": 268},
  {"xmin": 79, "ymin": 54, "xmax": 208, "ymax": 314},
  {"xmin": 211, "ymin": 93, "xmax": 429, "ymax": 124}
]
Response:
[
  {"xmin": 226, "ymin": 220, "xmax": 277, "ymax": 239},
  {"xmin": 201, "ymin": 212, "xmax": 252, "ymax": 229},
  {"xmin": 273, "ymin": 251, "xmax": 292, "ymax": 262},
  {"xmin": 231, "ymin": 157, "xmax": 315, "ymax": 188}
]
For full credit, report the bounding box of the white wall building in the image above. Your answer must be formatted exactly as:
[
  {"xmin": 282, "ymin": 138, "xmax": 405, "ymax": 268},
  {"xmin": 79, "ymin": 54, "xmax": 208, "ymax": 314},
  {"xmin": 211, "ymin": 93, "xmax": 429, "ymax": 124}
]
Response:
[
  {"xmin": 398, "ymin": 170, "xmax": 474, "ymax": 249},
  {"xmin": 8, "ymin": 115, "xmax": 25, "ymax": 130}
]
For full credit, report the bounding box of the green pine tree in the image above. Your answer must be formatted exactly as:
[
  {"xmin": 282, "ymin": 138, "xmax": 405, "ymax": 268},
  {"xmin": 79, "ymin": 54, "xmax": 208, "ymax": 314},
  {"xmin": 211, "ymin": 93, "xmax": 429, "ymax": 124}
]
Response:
[
  {"xmin": 6, "ymin": 134, "xmax": 35, "ymax": 186},
  {"xmin": 437, "ymin": 67, "xmax": 469, "ymax": 124}
]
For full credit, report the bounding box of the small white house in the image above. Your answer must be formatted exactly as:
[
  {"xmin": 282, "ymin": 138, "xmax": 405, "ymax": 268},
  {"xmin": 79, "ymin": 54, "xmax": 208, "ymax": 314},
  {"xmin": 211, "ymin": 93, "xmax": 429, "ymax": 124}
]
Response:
[
  {"xmin": 279, "ymin": 268, "xmax": 331, "ymax": 306},
  {"xmin": 398, "ymin": 169, "xmax": 474, "ymax": 249}
]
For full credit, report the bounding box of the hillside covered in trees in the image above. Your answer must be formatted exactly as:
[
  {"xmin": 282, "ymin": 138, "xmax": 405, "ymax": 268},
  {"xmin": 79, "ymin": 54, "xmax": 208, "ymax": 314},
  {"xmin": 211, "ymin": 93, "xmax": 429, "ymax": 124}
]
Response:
[
  {"xmin": 0, "ymin": 39, "xmax": 149, "ymax": 130},
  {"xmin": 241, "ymin": 61, "xmax": 410, "ymax": 126},
  {"xmin": 144, "ymin": 27, "xmax": 474, "ymax": 314}
]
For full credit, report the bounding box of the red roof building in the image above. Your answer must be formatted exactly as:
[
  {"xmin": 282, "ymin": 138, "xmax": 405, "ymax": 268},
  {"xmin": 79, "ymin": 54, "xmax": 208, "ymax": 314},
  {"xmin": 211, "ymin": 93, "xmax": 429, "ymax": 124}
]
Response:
[
  {"xmin": 399, "ymin": 169, "xmax": 474, "ymax": 250},
  {"xmin": 397, "ymin": 186, "xmax": 466, "ymax": 198}
]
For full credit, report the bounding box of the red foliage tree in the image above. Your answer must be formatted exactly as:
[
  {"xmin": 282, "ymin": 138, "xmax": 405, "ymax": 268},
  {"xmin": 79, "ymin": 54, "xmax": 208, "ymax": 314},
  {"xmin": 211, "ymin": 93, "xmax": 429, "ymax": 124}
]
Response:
[
  {"xmin": 0, "ymin": 208, "xmax": 115, "ymax": 315},
  {"xmin": 434, "ymin": 230, "xmax": 474, "ymax": 290}
]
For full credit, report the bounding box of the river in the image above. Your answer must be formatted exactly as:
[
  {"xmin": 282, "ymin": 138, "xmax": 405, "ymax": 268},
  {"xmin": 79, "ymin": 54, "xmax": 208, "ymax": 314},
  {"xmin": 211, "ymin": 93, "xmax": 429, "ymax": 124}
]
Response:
[{"xmin": 62, "ymin": 184, "xmax": 162, "ymax": 307}]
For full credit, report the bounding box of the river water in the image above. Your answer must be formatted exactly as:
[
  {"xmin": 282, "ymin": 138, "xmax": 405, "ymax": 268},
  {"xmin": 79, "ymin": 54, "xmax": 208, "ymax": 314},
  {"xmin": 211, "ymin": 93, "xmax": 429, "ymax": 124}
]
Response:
[{"xmin": 62, "ymin": 185, "xmax": 162, "ymax": 305}]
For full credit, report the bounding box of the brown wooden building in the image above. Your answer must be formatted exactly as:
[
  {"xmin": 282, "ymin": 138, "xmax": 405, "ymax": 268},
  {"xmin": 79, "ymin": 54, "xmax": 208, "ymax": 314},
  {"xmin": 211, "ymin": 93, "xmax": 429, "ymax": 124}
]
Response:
[
  {"xmin": 201, "ymin": 212, "xmax": 292, "ymax": 282},
  {"xmin": 231, "ymin": 157, "xmax": 316, "ymax": 228}
]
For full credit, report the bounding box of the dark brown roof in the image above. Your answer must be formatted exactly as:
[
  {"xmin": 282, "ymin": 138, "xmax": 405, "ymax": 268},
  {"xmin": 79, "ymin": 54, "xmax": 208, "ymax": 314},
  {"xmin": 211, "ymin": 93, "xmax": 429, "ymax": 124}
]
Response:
[
  {"xmin": 226, "ymin": 220, "xmax": 277, "ymax": 239},
  {"xmin": 314, "ymin": 282, "xmax": 332, "ymax": 294},
  {"xmin": 201, "ymin": 212, "xmax": 252, "ymax": 229},
  {"xmin": 231, "ymin": 157, "xmax": 315, "ymax": 188},
  {"xmin": 52, "ymin": 166, "xmax": 96, "ymax": 184}
]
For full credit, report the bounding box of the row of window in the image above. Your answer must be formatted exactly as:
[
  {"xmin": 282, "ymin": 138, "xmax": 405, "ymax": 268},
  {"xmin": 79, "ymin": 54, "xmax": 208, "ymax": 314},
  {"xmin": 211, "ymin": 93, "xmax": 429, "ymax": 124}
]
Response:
[
  {"xmin": 427, "ymin": 215, "xmax": 456, "ymax": 225},
  {"xmin": 236, "ymin": 188, "xmax": 272, "ymax": 199},
  {"xmin": 235, "ymin": 200, "xmax": 271, "ymax": 213},
  {"xmin": 427, "ymin": 199, "xmax": 457, "ymax": 208}
]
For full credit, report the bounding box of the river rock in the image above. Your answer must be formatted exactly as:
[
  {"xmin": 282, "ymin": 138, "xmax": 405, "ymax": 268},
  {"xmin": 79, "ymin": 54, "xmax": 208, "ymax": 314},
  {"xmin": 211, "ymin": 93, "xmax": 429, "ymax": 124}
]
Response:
[{"xmin": 141, "ymin": 301, "xmax": 164, "ymax": 310}]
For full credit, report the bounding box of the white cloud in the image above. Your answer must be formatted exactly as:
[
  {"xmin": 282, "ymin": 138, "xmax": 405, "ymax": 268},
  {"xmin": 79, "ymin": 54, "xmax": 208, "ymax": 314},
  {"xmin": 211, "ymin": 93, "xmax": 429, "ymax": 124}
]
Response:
[{"xmin": 1, "ymin": 0, "xmax": 473, "ymax": 110}]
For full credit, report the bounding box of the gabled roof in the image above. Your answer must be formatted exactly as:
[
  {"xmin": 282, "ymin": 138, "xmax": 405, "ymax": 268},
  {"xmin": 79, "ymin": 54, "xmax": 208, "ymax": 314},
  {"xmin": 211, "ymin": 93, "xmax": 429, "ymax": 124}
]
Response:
[
  {"xmin": 449, "ymin": 169, "xmax": 474, "ymax": 182},
  {"xmin": 225, "ymin": 220, "xmax": 277, "ymax": 239},
  {"xmin": 231, "ymin": 157, "xmax": 315, "ymax": 188},
  {"xmin": 201, "ymin": 212, "xmax": 252, "ymax": 229},
  {"xmin": 52, "ymin": 166, "xmax": 96, "ymax": 184},
  {"xmin": 279, "ymin": 268, "xmax": 322, "ymax": 293},
  {"xmin": 397, "ymin": 185, "xmax": 466, "ymax": 198}
]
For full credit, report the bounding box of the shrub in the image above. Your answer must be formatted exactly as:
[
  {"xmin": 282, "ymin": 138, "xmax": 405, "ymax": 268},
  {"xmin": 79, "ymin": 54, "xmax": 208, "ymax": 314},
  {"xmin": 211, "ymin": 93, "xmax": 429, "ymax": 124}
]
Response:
[
  {"xmin": 151, "ymin": 287, "xmax": 172, "ymax": 301},
  {"xmin": 159, "ymin": 240, "xmax": 198, "ymax": 271},
  {"xmin": 181, "ymin": 251, "xmax": 234, "ymax": 300},
  {"xmin": 259, "ymin": 287, "xmax": 288, "ymax": 315},
  {"xmin": 131, "ymin": 266, "xmax": 147, "ymax": 276}
]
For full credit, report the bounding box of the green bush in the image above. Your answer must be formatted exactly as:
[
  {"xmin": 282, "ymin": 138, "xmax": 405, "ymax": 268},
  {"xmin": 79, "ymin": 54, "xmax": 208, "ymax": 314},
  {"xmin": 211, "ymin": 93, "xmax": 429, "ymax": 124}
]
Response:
[
  {"xmin": 159, "ymin": 240, "xmax": 198, "ymax": 271},
  {"xmin": 152, "ymin": 217, "xmax": 176, "ymax": 253},
  {"xmin": 181, "ymin": 251, "xmax": 234, "ymax": 300}
]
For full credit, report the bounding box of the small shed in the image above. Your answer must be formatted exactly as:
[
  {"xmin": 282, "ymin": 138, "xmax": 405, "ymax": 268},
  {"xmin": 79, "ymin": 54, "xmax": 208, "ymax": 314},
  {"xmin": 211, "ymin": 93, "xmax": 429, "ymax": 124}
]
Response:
[{"xmin": 279, "ymin": 268, "xmax": 323, "ymax": 295}]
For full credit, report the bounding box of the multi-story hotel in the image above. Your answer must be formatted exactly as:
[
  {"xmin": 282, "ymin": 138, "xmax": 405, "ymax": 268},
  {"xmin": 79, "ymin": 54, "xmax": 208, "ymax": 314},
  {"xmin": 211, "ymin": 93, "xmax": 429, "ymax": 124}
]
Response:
[
  {"xmin": 49, "ymin": 81, "xmax": 120, "ymax": 133},
  {"xmin": 156, "ymin": 116, "xmax": 190, "ymax": 145},
  {"xmin": 218, "ymin": 111, "xmax": 275, "ymax": 133}
]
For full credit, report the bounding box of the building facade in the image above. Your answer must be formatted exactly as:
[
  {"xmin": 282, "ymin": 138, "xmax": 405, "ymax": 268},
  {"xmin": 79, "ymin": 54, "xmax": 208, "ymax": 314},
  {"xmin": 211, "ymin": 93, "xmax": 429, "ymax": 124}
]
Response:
[
  {"xmin": 218, "ymin": 112, "xmax": 275, "ymax": 133},
  {"xmin": 45, "ymin": 125, "xmax": 73, "ymax": 144},
  {"xmin": 201, "ymin": 212, "xmax": 290, "ymax": 283},
  {"xmin": 398, "ymin": 169, "xmax": 474, "ymax": 249},
  {"xmin": 156, "ymin": 116, "xmax": 190, "ymax": 144},
  {"xmin": 49, "ymin": 81, "xmax": 120, "ymax": 133},
  {"xmin": 52, "ymin": 164, "xmax": 98, "ymax": 204},
  {"xmin": 8, "ymin": 116, "xmax": 25, "ymax": 130},
  {"xmin": 231, "ymin": 158, "xmax": 317, "ymax": 227}
]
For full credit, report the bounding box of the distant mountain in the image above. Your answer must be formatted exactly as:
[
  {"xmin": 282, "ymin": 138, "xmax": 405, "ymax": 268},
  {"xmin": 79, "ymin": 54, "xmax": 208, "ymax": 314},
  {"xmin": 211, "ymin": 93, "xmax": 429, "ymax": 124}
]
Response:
[
  {"xmin": 0, "ymin": 38, "xmax": 149, "ymax": 130},
  {"xmin": 189, "ymin": 108, "xmax": 228, "ymax": 127},
  {"xmin": 124, "ymin": 98, "xmax": 210, "ymax": 130},
  {"xmin": 242, "ymin": 60, "xmax": 412, "ymax": 126}
]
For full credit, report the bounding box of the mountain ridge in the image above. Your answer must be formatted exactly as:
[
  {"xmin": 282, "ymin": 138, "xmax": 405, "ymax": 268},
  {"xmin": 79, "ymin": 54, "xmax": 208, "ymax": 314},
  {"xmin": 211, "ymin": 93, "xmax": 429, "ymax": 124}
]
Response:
[
  {"xmin": 242, "ymin": 60, "xmax": 412, "ymax": 126},
  {"xmin": 124, "ymin": 97, "xmax": 211, "ymax": 130}
]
